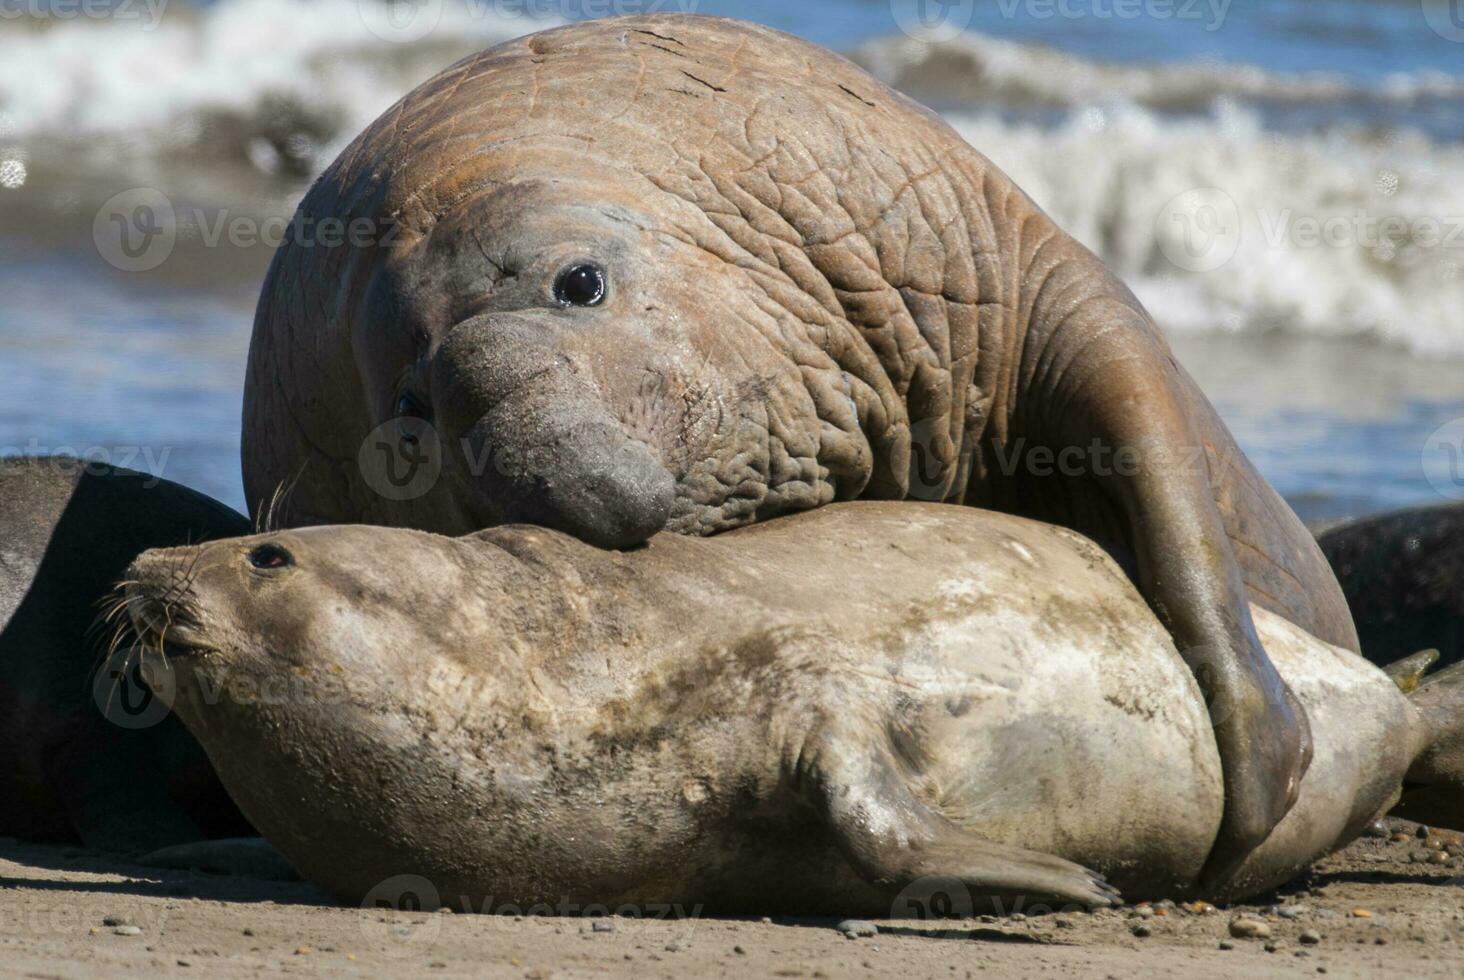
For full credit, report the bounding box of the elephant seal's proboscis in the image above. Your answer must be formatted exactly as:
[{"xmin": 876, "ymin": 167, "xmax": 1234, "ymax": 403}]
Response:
[{"xmin": 125, "ymin": 503, "xmax": 1464, "ymax": 914}]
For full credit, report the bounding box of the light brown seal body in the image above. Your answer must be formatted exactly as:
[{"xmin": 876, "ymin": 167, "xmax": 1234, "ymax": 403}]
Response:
[
  {"xmin": 126, "ymin": 504, "xmax": 1461, "ymax": 912},
  {"xmin": 242, "ymin": 14, "xmax": 1356, "ymax": 881}
]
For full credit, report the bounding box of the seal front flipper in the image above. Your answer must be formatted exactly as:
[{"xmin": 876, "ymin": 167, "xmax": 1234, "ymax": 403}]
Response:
[
  {"xmin": 805, "ymin": 738, "xmax": 1120, "ymax": 911},
  {"xmin": 1017, "ymin": 268, "xmax": 1321, "ymax": 891}
]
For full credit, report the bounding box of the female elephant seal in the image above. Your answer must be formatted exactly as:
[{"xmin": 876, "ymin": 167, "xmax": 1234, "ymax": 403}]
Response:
[
  {"xmin": 125, "ymin": 504, "xmax": 1459, "ymax": 912},
  {"xmin": 242, "ymin": 14, "xmax": 1357, "ymax": 882}
]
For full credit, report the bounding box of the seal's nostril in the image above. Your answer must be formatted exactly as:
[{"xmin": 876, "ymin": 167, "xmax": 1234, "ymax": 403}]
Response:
[{"xmin": 248, "ymin": 544, "xmax": 295, "ymax": 570}]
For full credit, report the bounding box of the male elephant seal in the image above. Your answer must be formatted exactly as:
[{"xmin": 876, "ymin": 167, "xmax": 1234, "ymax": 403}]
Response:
[
  {"xmin": 242, "ymin": 14, "xmax": 1357, "ymax": 882},
  {"xmin": 0, "ymin": 457, "xmax": 252, "ymax": 851},
  {"xmin": 1319, "ymin": 504, "xmax": 1464, "ymax": 671},
  {"xmin": 126, "ymin": 504, "xmax": 1459, "ymax": 912}
]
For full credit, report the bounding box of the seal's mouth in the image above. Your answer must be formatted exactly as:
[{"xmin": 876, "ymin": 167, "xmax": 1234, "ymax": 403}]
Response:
[{"xmin": 120, "ymin": 582, "xmax": 215, "ymax": 660}]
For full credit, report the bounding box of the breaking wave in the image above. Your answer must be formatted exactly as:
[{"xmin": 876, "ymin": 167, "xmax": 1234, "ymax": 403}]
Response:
[{"xmin": 949, "ymin": 103, "xmax": 1464, "ymax": 354}]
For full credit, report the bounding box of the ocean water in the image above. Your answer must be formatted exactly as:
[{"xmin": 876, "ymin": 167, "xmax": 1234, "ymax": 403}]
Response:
[{"xmin": 1, "ymin": 0, "xmax": 1462, "ymax": 521}]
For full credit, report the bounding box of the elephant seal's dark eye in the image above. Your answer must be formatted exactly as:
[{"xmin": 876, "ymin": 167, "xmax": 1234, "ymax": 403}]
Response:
[
  {"xmin": 248, "ymin": 544, "xmax": 294, "ymax": 570},
  {"xmin": 395, "ymin": 391, "xmax": 430, "ymax": 421},
  {"xmin": 553, "ymin": 262, "xmax": 606, "ymax": 307}
]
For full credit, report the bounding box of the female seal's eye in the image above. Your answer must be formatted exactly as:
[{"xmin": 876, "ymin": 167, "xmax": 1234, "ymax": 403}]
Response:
[
  {"xmin": 552, "ymin": 262, "xmax": 606, "ymax": 307},
  {"xmin": 248, "ymin": 544, "xmax": 294, "ymax": 570}
]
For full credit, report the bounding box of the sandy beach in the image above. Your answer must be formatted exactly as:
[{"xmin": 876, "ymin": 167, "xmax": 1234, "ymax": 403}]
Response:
[{"xmin": 2, "ymin": 819, "xmax": 1461, "ymax": 979}]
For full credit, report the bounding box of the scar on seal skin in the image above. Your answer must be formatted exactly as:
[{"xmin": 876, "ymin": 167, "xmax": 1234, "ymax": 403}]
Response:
[
  {"xmin": 242, "ymin": 14, "xmax": 1359, "ymax": 885},
  {"xmin": 127, "ymin": 503, "xmax": 1457, "ymax": 912}
]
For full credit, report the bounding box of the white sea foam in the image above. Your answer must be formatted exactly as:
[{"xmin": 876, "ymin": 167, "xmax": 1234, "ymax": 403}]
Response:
[
  {"xmin": 4, "ymin": 11, "xmax": 1462, "ymax": 353},
  {"xmin": 856, "ymin": 30, "xmax": 1464, "ymax": 112},
  {"xmin": 0, "ymin": 0, "xmax": 559, "ymax": 165},
  {"xmin": 947, "ymin": 103, "xmax": 1464, "ymax": 354}
]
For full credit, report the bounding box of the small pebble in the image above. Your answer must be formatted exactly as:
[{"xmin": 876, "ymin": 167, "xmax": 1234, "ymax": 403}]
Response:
[
  {"xmin": 1131, "ymin": 924, "xmax": 1151, "ymax": 938},
  {"xmin": 1391, "ymin": 833, "xmax": 1412, "ymax": 843},
  {"xmin": 101, "ymin": 915, "xmax": 129, "ymax": 927},
  {"xmin": 241, "ymin": 928, "xmax": 254, "ymax": 937},
  {"xmin": 592, "ymin": 920, "xmax": 616, "ymax": 933},
  {"xmin": 733, "ymin": 945, "xmax": 746, "ymax": 955},
  {"xmin": 113, "ymin": 926, "xmax": 142, "ymax": 937},
  {"xmin": 1278, "ymin": 906, "xmax": 1307, "ymax": 920},
  {"xmin": 1217, "ymin": 941, "xmax": 1234, "ymax": 951},
  {"xmin": 836, "ymin": 920, "xmax": 878, "ymax": 939},
  {"xmin": 294, "ymin": 946, "xmax": 312, "ymax": 956},
  {"xmin": 1350, "ymin": 909, "xmax": 1373, "ymax": 918},
  {"xmin": 1363, "ymin": 821, "xmax": 1389, "ymax": 838},
  {"xmin": 1299, "ymin": 930, "xmax": 1321, "ymax": 945},
  {"xmin": 1264, "ymin": 941, "xmax": 1279, "ymax": 953},
  {"xmin": 664, "ymin": 943, "xmax": 682, "ymax": 952},
  {"xmin": 1229, "ymin": 918, "xmax": 1272, "ymax": 940},
  {"xmin": 1417, "ymin": 824, "xmax": 1431, "ymax": 839}
]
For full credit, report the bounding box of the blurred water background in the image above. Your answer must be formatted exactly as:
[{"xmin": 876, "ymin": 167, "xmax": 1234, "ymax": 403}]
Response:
[{"xmin": 1, "ymin": 0, "xmax": 1463, "ymax": 522}]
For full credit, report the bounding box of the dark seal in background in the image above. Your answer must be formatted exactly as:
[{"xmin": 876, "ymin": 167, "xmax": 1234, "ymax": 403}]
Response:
[{"xmin": 0, "ymin": 456, "xmax": 252, "ymax": 851}]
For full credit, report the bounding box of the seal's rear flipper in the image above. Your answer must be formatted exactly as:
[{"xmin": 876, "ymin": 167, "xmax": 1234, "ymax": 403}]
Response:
[
  {"xmin": 1394, "ymin": 659, "xmax": 1464, "ymax": 832},
  {"xmin": 807, "ymin": 739, "xmax": 1119, "ymax": 912}
]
